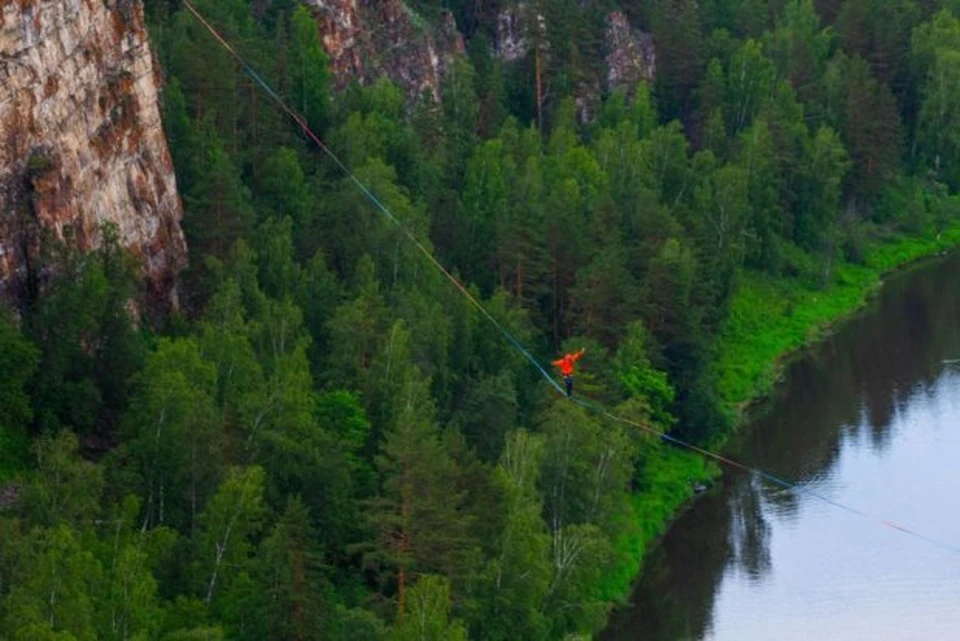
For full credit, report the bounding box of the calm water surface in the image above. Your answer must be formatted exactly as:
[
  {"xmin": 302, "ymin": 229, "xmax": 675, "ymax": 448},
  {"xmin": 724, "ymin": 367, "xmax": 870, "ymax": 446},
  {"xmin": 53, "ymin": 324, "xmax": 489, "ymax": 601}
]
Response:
[{"xmin": 603, "ymin": 252, "xmax": 960, "ymax": 641}]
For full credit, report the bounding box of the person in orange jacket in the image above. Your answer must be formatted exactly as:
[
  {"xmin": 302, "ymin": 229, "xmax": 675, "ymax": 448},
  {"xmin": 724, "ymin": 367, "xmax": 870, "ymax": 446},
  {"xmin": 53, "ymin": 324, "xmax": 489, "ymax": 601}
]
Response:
[{"xmin": 552, "ymin": 347, "xmax": 586, "ymax": 398}]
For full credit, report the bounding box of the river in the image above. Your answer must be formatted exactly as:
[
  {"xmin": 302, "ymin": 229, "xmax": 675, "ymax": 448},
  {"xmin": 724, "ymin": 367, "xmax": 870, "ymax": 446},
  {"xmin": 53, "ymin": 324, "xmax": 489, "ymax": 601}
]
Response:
[{"xmin": 602, "ymin": 252, "xmax": 960, "ymax": 641}]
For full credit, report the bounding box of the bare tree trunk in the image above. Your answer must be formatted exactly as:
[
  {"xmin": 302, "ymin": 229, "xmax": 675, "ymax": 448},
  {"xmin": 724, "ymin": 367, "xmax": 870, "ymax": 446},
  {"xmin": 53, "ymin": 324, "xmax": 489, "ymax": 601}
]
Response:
[
  {"xmin": 397, "ymin": 484, "xmax": 411, "ymax": 621},
  {"xmin": 517, "ymin": 255, "xmax": 523, "ymax": 301},
  {"xmin": 205, "ymin": 522, "xmax": 233, "ymax": 604},
  {"xmin": 293, "ymin": 547, "xmax": 305, "ymax": 641},
  {"xmin": 535, "ymin": 44, "xmax": 544, "ymax": 135}
]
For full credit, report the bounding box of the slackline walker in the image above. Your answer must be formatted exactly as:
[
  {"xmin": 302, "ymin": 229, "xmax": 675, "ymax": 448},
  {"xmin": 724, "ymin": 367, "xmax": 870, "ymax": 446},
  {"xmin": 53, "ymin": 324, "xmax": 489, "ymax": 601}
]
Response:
[{"xmin": 182, "ymin": 0, "xmax": 960, "ymax": 557}]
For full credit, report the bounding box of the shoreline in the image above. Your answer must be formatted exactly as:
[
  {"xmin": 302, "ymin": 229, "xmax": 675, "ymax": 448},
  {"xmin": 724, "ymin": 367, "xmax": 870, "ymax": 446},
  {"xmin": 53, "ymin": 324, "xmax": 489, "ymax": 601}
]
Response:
[{"xmin": 600, "ymin": 219, "xmax": 960, "ymax": 632}]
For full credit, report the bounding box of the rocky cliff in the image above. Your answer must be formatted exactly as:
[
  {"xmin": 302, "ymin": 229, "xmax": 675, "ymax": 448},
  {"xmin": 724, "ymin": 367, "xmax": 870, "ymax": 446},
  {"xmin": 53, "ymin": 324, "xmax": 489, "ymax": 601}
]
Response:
[
  {"xmin": 307, "ymin": 1, "xmax": 655, "ymax": 110},
  {"xmin": 0, "ymin": 0, "xmax": 186, "ymax": 307},
  {"xmin": 604, "ymin": 11, "xmax": 656, "ymax": 93},
  {"xmin": 305, "ymin": 0, "xmax": 465, "ymax": 102}
]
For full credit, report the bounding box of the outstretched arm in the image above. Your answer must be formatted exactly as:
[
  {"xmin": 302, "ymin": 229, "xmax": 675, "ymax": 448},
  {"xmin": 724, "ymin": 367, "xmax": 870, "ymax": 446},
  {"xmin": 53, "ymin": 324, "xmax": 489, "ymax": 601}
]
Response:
[{"xmin": 572, "ymin": 348, "xmax": 585, "ymax": 363}]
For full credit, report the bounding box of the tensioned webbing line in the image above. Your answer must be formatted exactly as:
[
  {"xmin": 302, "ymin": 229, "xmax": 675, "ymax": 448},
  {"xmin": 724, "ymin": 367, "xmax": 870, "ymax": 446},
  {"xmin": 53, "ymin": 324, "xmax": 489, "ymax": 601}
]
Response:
[
  {"xmin": 182, "ymin": 1, "xmax": 960, "ymax": 556},
  {"xmin": 180, "ymin": 0, "xmax": 564, "ymax": 396}
]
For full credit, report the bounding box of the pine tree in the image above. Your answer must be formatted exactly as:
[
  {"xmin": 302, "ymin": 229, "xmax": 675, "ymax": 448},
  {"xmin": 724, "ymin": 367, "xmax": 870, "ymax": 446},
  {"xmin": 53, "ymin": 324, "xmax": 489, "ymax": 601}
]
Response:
[
  {"xmin": 0, "ymin": 312, "xmax": 38, "ymax": 435},
  {"xmin": 458, "ymin": 138, "xmax": 512, "ymax": 292},
  {"xmin": 249, "ymin": 498, "xmax": 334, "ymax": 641},
  {"xmin": 27, "ymin": 227, "xmax": 144, "ymax": 435},
  {"xmin": 570, "ymin": 202, "xmax": 641, "ymax": 348},
  {"xmin": 468, "ymin": 431, "xmax": 551, "ymax": 641},
  {"xmin": 182, "ymin": 121, "xmax": 255, "ymax": 264},
  {"xmin": 365, "ymin": 370, "xmax": 470, "ymax": 617},
  {"xmin": 825, "ymin": 53, "xmax": 903, "ymax": 204},
  {"xmin": 289, "ymin": 5, "xmax": 331, "ymax": 133},
  {"xmin": 764, "ymin": 0, "xmax": 832, "ymax": 112},
  {"xmin": 257, "ymin": 147, "xmax": 312, "ymax": 237},
  {"xmin": 652, "ymin": 0, "xmax": 705, "ymax": 121}
]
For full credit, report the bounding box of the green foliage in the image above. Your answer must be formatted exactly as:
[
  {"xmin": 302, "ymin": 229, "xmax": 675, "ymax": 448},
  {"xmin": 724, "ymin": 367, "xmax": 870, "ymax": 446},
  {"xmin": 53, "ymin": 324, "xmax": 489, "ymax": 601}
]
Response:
[
  {"xmin": 22, "ymin": 430, "xmax": 104, "ymax": 528},
  {"xmin": 193, "ymin": 465, "xmax": 267, "ymax": 608},
  {"xmin": 123, "ymin": 337, "xmax": 222, "ymax": 532},
  {"xmin": 258, "ymin": 147, "xmax": 312, "ymax": 233},
  {"xmin": 538, "ymin": 401, "xmax": 635, "ymax": 535},
  {"xmin": 614, "ymin": 322, "xmax": 676, "ymax": 427},
  {"xmin": 823, "ymin": 52, "xmax": 903, "ymax": 202},
  {"xmin": 652, "ymin": 0, "xmax": 705, "ymax": 120},
  {"xmin": 27, "ymin": 225, "xmax": 144, "ymax": 435},
  {"xmin": 1, "ymin": 525, "xmax": 101, "ymax": 640},
  {"xmin": 93, "ymin": 498, "xmax": 165, "ymax": 640},
  {"xmin": 914, "ymin": 10, "xmax": 960, "ymax": 188},
  {"xmin": 796, "ymin": 125, "xmax": 851, "ymax": 251},
  {"xmin": 245, "ymin": 497, "xmax": 335, "ymax": 641},
  {"xmin": 316, "ymin": 389, "xmax": 375, "ymax": 491},
  {"xmin": 290, "ymin": 5, "xmax": 331, "ymax": 133},
  {"xmin": 391, "ymin": 575, "xmax": 467, "ymax": 641},
  {"xmin": 9, "ymin": 3, "xmax": 960, "ymax": 641},
  {"xmin": 364, "ymin": 367, "xmax": 474, "ymax": 603},
  {"xmin": 181, "ymin": 121, "xmax": 255, "ymax": 266},
  {"xmin": 0, "ymin": 426, "xmax": 29, "ymax": 484},
  {"xmin": 0, "ymin": 312, "xmax": 38, "ymax": 478},
  {"xmin": 454, "ymin": 369, "xmax": 518, "ymax": 462},
  {"xmin": 467, "ymin": 430, "xmax": 551, "ymax": 640}
]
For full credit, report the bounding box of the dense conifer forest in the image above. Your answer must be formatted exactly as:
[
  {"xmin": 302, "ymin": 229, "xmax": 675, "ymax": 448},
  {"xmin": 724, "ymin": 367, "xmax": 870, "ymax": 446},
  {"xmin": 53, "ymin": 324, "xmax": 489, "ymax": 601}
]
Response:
[{"xmin": 2, "ymin": 0, "xmax": 960, "ymax": 638}]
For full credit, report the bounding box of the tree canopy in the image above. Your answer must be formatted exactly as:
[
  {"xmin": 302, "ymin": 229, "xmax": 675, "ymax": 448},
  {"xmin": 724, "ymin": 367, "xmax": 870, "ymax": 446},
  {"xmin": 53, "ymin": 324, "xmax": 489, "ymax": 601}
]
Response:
[{"xmin": 2, "ymin": 0, "xmax": 959, "ymax": 639}]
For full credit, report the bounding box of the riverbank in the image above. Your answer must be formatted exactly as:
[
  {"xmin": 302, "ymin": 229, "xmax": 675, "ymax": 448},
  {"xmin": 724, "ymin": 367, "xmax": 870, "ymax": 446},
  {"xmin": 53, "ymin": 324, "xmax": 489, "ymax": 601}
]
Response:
[
  {"xmin": 714, "ymin": 222, "xmax": 960, "ymax": 426},
  {"xmin": 598, "ymin": 218, "xmax": 960, "ymax": 627}
]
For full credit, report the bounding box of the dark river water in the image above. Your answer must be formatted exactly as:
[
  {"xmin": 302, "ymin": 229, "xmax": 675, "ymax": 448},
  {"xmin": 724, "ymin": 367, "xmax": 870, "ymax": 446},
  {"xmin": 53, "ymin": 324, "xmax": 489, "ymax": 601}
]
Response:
[{"xmin": 603, "ymin": 252, "xmax": 960, "ymax": 641}]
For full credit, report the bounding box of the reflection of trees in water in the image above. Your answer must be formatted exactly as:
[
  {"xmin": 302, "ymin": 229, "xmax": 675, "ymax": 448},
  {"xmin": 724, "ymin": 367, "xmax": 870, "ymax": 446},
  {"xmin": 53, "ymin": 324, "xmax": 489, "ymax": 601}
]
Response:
[
  {"xmin": 856, "ymin": 262, "xmax": 960, "ymax": 449},
  {"xmin": 604, "ymin": 254, "xmax": 960, "ymax": 641},
  {"xmin": 601, "ymin": 487, "xmax": 733, "ymax": 641},
  {"xmin": 736, "ymin": 254, "xmax": 960, "ymax": 512},
  {"xmin": 603, "ymin": 472, "xmax": 776, "ymax": 641},
  {"xmin": 728, "ymin": 473, "xmax": 772, "ymax": 582}
]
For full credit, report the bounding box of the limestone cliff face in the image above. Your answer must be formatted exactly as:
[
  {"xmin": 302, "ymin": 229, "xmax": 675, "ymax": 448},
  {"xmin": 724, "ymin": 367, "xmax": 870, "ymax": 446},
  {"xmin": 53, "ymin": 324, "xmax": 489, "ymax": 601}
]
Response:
[
  {"xmin": 0, "ymin": 0, "xmax": 186, "ymax": 307},
  {"xmin": 494, "ymin": 6, "xmax": 655, "ymax": 103},
  {"xmin": 305, "ymin": 0, "xmax": 465, "ymax": 102},
  {"xmin": 305, "ymin": 1, "xmax": 654, "ymax": 116},
  {"xmin": 604, "ymin": 11, "xmax": 656, "ymax": 93}
]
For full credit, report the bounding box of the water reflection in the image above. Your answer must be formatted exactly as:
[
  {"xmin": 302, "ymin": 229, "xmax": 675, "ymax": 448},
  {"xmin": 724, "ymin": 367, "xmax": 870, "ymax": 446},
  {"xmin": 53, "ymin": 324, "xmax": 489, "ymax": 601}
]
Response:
[
  {"xmin": 603, "ymin": 252, "xmax": 960, "ymax": 641},
  {"xmin": 727, "ymin": 475, "xmax": 771, "ymax": 584}
]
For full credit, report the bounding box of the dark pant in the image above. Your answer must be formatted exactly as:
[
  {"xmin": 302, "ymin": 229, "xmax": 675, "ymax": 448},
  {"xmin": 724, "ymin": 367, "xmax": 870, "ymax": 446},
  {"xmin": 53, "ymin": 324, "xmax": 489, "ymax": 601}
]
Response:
[{"xmin": 564, "ymin": 375, "xmax": 573, "ymax": 397}]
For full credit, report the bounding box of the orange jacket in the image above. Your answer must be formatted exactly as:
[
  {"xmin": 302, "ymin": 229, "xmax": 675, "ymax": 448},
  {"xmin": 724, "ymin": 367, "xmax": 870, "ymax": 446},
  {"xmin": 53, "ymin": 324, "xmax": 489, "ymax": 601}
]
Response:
[{"xmin": 552, "ymin": 348, "xmax": 584, "ymax": 376}]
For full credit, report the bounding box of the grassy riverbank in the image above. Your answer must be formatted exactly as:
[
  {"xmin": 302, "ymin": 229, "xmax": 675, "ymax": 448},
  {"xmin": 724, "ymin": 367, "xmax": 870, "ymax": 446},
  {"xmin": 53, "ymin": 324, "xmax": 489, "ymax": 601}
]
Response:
[
  {"xmin": 715, "ymin": 222, "xmax": 960, "ymax": 425},
  {"xmin": 601, "ymin": 218, "xmax": 960, "ymax": 618},
  {"xmin": 598, "ymin": 444, "xmax": 716, "ymax": 602}
]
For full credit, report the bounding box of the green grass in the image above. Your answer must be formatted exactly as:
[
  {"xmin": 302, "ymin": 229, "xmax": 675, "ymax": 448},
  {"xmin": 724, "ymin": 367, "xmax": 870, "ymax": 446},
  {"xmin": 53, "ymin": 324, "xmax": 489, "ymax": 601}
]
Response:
[
  {"xmin": 714, "ymin": 268, "xmax": 874, "ymax": 416},
  {"xmin": 599, "ymin": 216, "xmax": 960, "ymax": 628},
  {"xmin": 599, "ymin": 443, "xmax": 718, "ymax": 604},
  {"xmin": 714, "ymin": 220, "xmax": 960, "ymax": 425}
]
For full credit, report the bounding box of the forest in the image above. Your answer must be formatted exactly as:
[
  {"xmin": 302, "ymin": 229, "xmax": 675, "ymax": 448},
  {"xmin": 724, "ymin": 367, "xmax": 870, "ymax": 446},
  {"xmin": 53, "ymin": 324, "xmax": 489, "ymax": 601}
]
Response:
[{"xmin": 2, "ymin": 0, "xmax": 960, "ymax": 638}]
